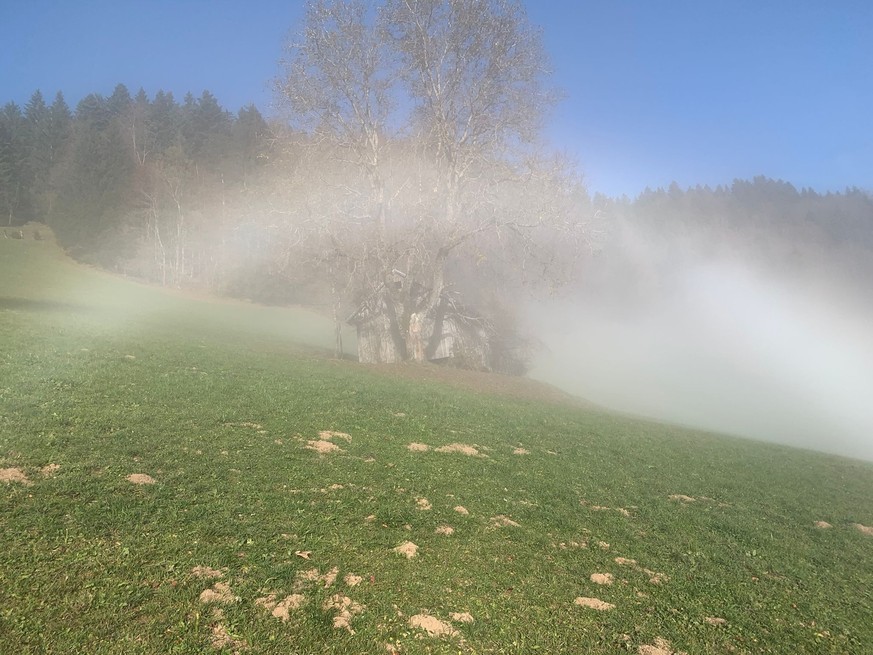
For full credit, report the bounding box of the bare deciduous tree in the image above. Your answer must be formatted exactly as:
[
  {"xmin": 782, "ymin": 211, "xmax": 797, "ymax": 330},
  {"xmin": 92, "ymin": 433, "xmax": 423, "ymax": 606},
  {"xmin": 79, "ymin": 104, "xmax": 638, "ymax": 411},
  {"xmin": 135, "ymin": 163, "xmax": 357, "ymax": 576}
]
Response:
[{"xmin": 276, "ymin": 0, "xmax": 593, "ymax": 368}]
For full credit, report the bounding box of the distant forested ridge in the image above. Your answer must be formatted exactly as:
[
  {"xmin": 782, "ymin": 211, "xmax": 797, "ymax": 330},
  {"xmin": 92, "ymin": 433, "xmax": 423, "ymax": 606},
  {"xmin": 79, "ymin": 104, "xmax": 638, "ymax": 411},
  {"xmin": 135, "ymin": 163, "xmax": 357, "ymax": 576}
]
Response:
[{"xmin": 2, "ymin": 84, "xmax": 871, "ymax": 326}]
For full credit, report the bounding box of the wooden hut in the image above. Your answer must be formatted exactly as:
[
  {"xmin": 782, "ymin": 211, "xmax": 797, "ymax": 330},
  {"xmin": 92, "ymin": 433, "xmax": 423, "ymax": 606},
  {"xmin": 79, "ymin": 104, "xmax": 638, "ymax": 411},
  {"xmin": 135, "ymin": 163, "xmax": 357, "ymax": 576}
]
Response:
[{"xmin": 347, "ymin": 288, "xmax": 492, "ymax": 370}]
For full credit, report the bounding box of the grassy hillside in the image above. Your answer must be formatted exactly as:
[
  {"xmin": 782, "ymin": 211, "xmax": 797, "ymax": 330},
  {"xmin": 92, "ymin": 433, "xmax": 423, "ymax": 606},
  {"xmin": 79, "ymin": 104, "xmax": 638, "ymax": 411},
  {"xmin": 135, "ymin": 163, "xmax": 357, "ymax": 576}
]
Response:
[{"xmin": 1, "ymin": 234, "xmax": 872, "ymax": 654}]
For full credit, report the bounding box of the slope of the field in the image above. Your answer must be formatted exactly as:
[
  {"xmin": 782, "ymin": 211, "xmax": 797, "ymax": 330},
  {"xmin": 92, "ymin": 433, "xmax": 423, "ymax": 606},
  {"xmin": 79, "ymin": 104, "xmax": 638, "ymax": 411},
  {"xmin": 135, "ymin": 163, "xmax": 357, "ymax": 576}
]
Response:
[{"xmin": 1, "ymin": 234, "xmax": 872, "ymax": 655}]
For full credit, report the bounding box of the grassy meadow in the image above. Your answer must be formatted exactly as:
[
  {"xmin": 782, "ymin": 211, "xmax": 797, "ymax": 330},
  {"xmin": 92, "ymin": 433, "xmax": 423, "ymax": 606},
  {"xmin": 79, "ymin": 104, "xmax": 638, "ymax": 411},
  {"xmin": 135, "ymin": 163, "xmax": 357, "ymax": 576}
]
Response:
[{"xmin": 1, "ymin": 233, "xmax": 872, "ymax": 654}]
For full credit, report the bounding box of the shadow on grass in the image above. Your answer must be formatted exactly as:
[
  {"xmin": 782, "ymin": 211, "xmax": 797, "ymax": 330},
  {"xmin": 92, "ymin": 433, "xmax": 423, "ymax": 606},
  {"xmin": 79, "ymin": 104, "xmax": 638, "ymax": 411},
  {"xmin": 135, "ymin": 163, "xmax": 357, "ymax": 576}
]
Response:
[{"xmin": 0, "ymin": 297, "xmax": 99, "ymax": 314}]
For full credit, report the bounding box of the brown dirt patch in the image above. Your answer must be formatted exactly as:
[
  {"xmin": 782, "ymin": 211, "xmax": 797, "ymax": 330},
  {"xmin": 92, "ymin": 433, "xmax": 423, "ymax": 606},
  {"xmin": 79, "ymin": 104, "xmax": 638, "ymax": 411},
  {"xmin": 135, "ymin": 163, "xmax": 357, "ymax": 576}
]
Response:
[
  {"xmin": 321, "ymin": 566, "xmax": 339, "ymax": 587},
  {"xmin": 306, "ymin": 440, "xmax": 343, "ymax": 454},
  {"xmin": 512, "ymin": 447, "xmax": 530, "ymax": 455},
  {"xmin": 416, "ymin": 497, "xmax": 432, "ymax": 510},
  {"xmin": 319, "ymin": 430, "xmax": 351, "ymax": 442},
  {"xmin": 590, "ymin": 573, "xmax": 614, "ymax": 585},
  {"xmin": 272, "ymin": 594, "xmax": 306, "ymax": 621},
  {"xmin": 0, "ymin": 467, "xmax": 31, "ymax": 485},
  {"xmin": 490, "ymin": 515, "xmax": 520, "ymax": 528},
  {"xmin": 324, "ymin": 594, "xmax": 364, "ymax": 634},
  {"xmin": 392, "ymin": 541, "xmax": 419, "ymax": 559},
  {"xmin": 615, "ymin": 557, "xmax": 638, "ymax": 566},
  {"xmin": 407, "ymin": 442, "xmax": 430, "ymax": 452},
  {"xmin": 638, "ymin": 637, "xmax": 686, "ymax": 655},
  {"xmin": 191, "ymin": 566, "xmax": 224, "ymax": 579},
  {"xmin": 454, "ymin": 505, "xmax": 469, "ymax": 515},
  {"xmin": 574, "ymin": 597, "xmax": 615, "ymax": 611},
  {"xmin": 435, "ymin": 443, "xmax": 483, "ymax": 457},
  {"xmin": 814, "ymin": 521, "xmax": 833, "ymax": 529},
  {"xmin": 450, "ymin": 612, "xmax": 474, "ymax": 623},
  {"xmin": 210, "ymin": 622, "xmax": 246, "ymax": 652},
  {"xmin": 344, "ymin": 573, "xmax": 363, "ymax": 587},
  {"xmin": 704, "ymin": 617, "xmax": 728, "ymax": 626},
  {"xmin": 597, "ymin": 541, "xmax": 610, "ymax": 550},
  {"xmin": 199, "ymin": 582, "xmax": 237, "ymax": 605},
  {"xmin": 853, "ymin": 523, "xmax": 873, "ymax": 537},
  {"xmin": 409, "ymin": 614, "xmax": 458, "ymax": 638},
  {"xmin": 435, "ymin": 525, "xmax": 455, "ymax": 535},
  {"xmin": 40, "ymin": 463, "xmax": 61, "ymax": 477},
  {"xmin": 668, "ymin": 494, "xmax": 696, "ymax": 503},
  {"xmin": 126, "ymin": 473, "xmax": 156, "ymax": 485}
]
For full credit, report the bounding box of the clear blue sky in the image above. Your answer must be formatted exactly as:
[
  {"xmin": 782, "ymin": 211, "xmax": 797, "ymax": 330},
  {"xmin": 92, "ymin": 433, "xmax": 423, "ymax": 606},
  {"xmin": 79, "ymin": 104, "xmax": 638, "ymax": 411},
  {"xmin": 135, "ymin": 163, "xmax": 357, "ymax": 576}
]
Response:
[{"xmin": 1, "ymin": 0, "xmax": 870, "ymax": 198}]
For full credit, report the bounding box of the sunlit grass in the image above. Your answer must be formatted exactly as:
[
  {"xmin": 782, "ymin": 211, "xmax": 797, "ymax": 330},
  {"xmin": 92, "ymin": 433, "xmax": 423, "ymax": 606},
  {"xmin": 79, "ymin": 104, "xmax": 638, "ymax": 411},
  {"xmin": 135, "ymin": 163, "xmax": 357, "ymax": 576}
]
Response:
[{"xmin": 1, "ymin": 236, "xmax": 872, "ymax": 654}]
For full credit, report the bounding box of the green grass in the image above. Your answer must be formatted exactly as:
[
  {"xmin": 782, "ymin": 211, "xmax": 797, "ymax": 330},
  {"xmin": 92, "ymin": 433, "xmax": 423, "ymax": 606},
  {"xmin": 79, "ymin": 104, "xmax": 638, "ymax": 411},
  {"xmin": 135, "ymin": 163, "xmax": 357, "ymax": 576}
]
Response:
[{"xmin": 1, "ymin": 235, "xmax": 872, "ymax": 654}]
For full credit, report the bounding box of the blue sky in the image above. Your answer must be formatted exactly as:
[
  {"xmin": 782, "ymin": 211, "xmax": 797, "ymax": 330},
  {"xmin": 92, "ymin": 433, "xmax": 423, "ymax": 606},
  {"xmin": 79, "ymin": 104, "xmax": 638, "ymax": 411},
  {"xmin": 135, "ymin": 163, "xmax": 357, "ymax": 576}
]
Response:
[{"xmin": 1, "ymin": 0, "xmax": 870, "ymax": 197}]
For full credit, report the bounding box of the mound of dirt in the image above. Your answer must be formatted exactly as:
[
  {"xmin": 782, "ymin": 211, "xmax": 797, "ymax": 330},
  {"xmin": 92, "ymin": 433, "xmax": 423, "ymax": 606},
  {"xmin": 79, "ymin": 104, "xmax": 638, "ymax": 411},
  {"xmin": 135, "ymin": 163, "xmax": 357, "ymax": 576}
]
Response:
[
  {"xmin": 590, "ymin": 573, "xmax": 614, "ymax": 585},
  {"xmin": 0, "ymin": 467, "xmax": 31, "ymax": 485},
  {"xmin": 306, "ymin": 440, "xmax": 343, "ymax": 454},
  {"xmin": 490, "ymin": 515, "xmax": 520, "ymax": 528},
  {"xmin": 191, "ymin": 566, "xmax": 224, "ymax": 579},
  {"xmin": 853, "ymin": 523, "xmax": 873, "ymax": 537},
  {"xmin": 407, "ymin": 442, "xmax": 430, "ymax": 452},
  {"xmin": 392, "ymin": 541, "xmax": 419, "ymax": 559},
  {"xmin": 126, "ymin": 473, "xmax": 156, "ymax": 485},
  {"xmin": 409, "ymin": 614, "xmax": 458, "ymax": 638},
  {"xmin": 435, "ymin": 443, "xmax": 483, "ymax": 457},
  {"xmin": 40, "ymin": 463, "xmax": 61, "ymax": 477},
  {"xmin": 199, "ymin": 582, "xmax": 237, "ymax": 605},
  {"xmin": 574, "ymin": 597, "xmax": 615, "ymax": 611}
]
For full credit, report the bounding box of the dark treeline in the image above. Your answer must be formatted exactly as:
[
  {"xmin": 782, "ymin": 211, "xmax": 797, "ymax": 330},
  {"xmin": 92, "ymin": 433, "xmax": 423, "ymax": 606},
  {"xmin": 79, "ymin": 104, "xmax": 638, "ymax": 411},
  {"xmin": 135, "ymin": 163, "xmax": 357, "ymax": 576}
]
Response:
[
  {"xmin": 2, "ymin": 84, "xmax": 871, "ymax": 320},
  {"xmin": 0, "ymin": 84, "xmax": 277, "ymax": 295}
]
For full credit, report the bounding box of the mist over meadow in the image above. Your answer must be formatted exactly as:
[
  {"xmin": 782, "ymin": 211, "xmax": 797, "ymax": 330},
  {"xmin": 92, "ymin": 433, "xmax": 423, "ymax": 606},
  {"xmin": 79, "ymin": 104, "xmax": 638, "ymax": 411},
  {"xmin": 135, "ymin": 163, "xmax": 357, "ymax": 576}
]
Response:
[{"xmin": 529, "ymin": 184, "xmax": 873, "ymax": 461}]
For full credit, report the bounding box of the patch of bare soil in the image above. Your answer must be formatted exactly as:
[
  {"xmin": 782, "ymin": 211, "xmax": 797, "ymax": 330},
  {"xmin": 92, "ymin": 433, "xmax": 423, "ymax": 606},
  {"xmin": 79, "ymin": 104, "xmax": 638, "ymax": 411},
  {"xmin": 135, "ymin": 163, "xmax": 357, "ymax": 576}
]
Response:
[
  {"xmin": 40, "ymin": 463, "xmax": 61, "ymax": 477},
  {"xmin": 409, "ymin": 614, "xmax": 458, "ymax": 638},
  {"xmin": 574, "ymin": 597, "xmax": 615, "ymax": 611},
  {"xmin": 257, "ymin": 593, "xmax": 306, "ymax": 621},
  {"xmin": 435, "ymin": 525, "xmax": 455, "ymax": 535},
  {"xmin": 814, "ymin": 521, "xmax": 833, "ymax": 529},
  {"xmin": 638, "ymin": 637, "xmax": 687, "ymax": 655},
  {"xmin": 668, "ymin": 494, "xmax": 696, "ymax": 503},
  {"xmin": 590, "ymin": 573, "xmax": 614, "ymax": 585},
  {"xmin": 319, "ymin": 430, "xmax": 352, "ymax": 442},
  {"xmin": 210, "ymin": 622, "xmax": 247, "ymax": 652},
  {"xmin": 306, "ymin": 440, "xmax": 343, "ymax": 454},
  {"xmin": 199, "ymin": 582, "xmax": 238, "ymax": 605},
  {"xmin": 344, "ymin": 574, "xmax": 363, "ymax": 587},
  {"xmin": 393, "ymin": 541, "xmax": 419, "ymax": 559},
  {"xmin": 450, "ymin": 612, "xmax": 474, "ymax": 623},
  {"xmin": 191, "ymin": 566, "xmax": 224, "ymax": 579},
  {"xmin": 512, "ymin": 447, "xmax": 530, "ymax": 455},
  {"xmin": 435, "ymin": 443, "xmax": 483, "ymax": 457},
  {"xmin": 853, "ymin": 523, "xmax": 873, "ymax": 537},
  {"xmin": 416, "ymin": 497, "xmax": 432, "ymax": 511},
  {"xmin": 324, "ymin": 594, "xmax": 364, "ymax": 633},
  {"xmin": 614, "ymin": 557, "xmax": 669, "ymax": 584},
  {"xmin": 126, "ymin": 473, "xmax": 156, "ymax": 485},
  {"xmin": 454, "ymin": 505, "xmax": 469, "ymax": 515},
  {"xmin": 490, "ymin": 515, "xmax": 520, "ymax": 528},
  {"xmin": 407, "ymin": 442, "xmax": 430, "ymax": 452},
  {"xmin": 321, "ymin": 566, "xmax": 339, "ymax": 587},
  {"xmin": 704, "ymin": 617, "xmax": 728, "ymax": 626},
  {"xmin": 0, "ymin": 467, "xmax": 31, "ymax": 485}
]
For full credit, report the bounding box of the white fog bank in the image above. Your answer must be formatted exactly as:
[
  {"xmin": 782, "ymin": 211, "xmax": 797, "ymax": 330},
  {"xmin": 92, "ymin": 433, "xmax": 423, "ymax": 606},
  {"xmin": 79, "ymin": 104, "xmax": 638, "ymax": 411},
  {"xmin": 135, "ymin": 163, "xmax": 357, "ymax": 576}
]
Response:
[{"xmin": 527, "ymin": 260, "xmax": 873, "ymax": 461}]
